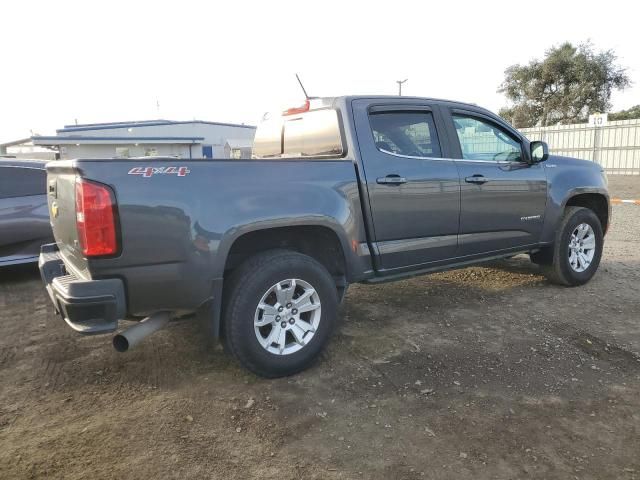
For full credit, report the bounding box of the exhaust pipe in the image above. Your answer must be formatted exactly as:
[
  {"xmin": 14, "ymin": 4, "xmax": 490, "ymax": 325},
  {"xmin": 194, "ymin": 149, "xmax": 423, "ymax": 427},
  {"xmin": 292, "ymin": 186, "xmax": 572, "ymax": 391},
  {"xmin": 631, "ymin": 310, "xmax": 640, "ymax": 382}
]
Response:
[{"xmin": 113, "ymin": 311, "xmax": 171, "ymax": 352}]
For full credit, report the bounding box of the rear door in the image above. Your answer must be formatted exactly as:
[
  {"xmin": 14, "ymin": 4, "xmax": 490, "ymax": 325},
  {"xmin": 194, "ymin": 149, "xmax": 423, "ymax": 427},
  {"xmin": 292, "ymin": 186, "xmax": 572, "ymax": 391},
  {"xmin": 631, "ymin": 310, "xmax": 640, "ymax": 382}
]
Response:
[
  {"xmin": 352, "ymin": 99, "xmax": 460, "ymax": 271},
  {"xmin": 443, "ymin": 108, "xmax": 547, "ymax": 256}
]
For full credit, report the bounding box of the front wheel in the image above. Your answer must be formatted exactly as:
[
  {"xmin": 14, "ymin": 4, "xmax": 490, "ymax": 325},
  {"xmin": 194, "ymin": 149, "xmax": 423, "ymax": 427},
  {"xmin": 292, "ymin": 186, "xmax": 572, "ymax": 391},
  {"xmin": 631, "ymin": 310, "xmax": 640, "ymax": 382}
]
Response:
[
  {"xmin": 223, "ymin": 250, "xmax": 338, "ymax": 378},
  {"xmin": 540, "ymin": 206, "xmax": 604, "ymax": 286}
]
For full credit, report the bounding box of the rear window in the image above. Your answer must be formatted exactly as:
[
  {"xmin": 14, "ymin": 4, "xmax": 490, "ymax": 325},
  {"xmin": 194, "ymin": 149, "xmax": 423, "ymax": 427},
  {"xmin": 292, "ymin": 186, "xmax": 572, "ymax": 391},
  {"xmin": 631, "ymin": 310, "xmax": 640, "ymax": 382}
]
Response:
[
  {"xmin": 253, "ymin": 109, "xmax": 344, "ymax": 159},
  {"xmin": 0, "ymin": 166, "xmax": 46, "ymax": 199},
  {"xmin": 369, "ymin": 111, "xmax": 441, "ymax": 158}
]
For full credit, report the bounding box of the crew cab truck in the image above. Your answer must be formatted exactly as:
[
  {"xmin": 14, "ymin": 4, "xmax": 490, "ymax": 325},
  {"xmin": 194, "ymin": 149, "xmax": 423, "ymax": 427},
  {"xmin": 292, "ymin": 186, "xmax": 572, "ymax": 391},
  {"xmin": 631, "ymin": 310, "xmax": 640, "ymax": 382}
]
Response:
[{"xmin": 39, "ymin": 96, "xmax": 610, "ymax": 377}]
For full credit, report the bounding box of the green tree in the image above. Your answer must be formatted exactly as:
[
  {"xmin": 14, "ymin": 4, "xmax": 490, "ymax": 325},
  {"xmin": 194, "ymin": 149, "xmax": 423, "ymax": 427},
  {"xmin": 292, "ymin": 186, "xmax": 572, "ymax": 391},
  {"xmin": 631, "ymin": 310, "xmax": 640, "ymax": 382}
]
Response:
[
  {"xmin": 609, "ymin": 105, "xmax": 640, "ymax": 121},
  {"xmin": 498, "ymin": 42, "xmax": 630, "ymax": 128}
]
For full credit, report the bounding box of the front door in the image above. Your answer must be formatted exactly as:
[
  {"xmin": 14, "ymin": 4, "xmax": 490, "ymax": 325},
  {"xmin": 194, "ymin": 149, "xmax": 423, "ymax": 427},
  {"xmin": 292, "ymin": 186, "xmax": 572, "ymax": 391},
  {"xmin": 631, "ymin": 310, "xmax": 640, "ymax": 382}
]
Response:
[
  {"xmin": 352, "ymin": 100, "xmax": 460, "ymax": 271},
  {"xmin": 446, "ymin": 109, "xmax": 548, "ymax": 256}
]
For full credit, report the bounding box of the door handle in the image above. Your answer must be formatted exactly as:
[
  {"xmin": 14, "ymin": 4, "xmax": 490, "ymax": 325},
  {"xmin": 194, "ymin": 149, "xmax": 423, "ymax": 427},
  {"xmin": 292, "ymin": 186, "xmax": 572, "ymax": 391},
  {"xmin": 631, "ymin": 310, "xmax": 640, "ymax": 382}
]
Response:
[
  {"xmin": 377, "ymin": 175, "xmax": 407, "ymax": 185},
  {"xmin": 465, "ymin": 174, "xmax": 488, "ymax": 184}
]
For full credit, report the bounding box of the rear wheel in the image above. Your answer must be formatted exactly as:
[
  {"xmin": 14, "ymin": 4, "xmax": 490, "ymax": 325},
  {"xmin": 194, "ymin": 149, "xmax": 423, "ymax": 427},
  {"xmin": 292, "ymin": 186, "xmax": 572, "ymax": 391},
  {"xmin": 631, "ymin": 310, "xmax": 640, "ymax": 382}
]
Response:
[
  {"xmin": 540, "ymin": 206, "xmax": 603, "ymax": 286},
  {"xmin": 223, "ymin": 250, "xmax": 338, "ymax": 378}
]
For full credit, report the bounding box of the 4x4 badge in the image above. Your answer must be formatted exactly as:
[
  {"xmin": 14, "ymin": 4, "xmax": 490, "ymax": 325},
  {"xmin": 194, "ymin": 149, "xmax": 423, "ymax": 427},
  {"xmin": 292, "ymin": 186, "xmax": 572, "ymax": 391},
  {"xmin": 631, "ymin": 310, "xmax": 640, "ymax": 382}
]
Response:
[{"xmin": 128, "ymin": 166, "xmax": 191, "ymax": 178}]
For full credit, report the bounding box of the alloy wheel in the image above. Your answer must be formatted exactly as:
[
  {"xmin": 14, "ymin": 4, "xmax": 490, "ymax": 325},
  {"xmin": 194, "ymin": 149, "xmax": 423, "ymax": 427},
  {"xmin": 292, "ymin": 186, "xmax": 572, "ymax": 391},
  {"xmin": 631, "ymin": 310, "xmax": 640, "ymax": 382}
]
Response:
[
  {"xmin": 568, "ymin": 223, "xmax": 596, "ymax": 272},
  {"xmin": 253, "ymin": 279, "xmax": 321, "ymax": 355}
]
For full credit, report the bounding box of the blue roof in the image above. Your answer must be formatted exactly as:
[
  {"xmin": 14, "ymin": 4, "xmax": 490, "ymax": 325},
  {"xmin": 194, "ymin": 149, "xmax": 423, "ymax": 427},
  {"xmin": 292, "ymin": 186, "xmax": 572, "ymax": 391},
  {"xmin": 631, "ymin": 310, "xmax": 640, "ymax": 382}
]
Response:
[{"xmin": 58, "ymin": 119, "xmax": 256, "ymax": 133}]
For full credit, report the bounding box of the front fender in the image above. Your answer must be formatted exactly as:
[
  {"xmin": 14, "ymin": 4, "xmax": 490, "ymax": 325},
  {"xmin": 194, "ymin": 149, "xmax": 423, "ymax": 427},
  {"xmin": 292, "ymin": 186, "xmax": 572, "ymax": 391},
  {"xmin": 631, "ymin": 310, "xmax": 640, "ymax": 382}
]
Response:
[{"xmin": 539, "ymin": 157, "xmax": 610, "ymax": 244}]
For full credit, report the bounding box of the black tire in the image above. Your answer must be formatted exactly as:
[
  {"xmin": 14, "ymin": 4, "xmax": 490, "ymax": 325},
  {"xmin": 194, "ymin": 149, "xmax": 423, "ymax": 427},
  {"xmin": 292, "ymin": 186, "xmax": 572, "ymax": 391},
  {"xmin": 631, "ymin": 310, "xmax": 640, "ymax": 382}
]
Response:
[
  {"xmin": 223, "ymin": 250, "xmax": 338, "ymax": 378},
  {"xmin": 540, "ymin": 206, "xmax": 603, "ymax": 286}
]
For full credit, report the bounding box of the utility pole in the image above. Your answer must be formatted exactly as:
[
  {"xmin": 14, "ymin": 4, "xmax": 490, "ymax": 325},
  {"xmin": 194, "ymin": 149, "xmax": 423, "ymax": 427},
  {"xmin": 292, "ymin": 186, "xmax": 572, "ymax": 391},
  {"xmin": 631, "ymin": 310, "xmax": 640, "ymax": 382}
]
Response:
[{"xmin": 396, "ymin": 79, "xmax": 408, "ymax": 96}]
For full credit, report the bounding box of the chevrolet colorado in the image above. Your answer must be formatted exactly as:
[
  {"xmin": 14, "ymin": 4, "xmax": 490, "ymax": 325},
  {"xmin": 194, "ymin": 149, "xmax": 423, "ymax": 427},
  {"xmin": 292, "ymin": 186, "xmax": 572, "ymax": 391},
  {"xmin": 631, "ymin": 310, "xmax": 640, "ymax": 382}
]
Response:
[{"xmin": 39, "ymin": 96, "xmax": 610, "ymax": 377}]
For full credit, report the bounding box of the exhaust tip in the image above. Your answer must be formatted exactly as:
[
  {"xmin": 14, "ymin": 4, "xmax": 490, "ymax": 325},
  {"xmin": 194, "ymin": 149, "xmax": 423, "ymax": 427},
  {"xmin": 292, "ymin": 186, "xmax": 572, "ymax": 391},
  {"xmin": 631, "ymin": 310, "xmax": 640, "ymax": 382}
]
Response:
[
  {"xmin": 113, "ymin": 334, "xmax": 129, "ymax": 352},
  {"xmin": 112, "ymin": 311, "xmax": 171, "ymax": 352}
]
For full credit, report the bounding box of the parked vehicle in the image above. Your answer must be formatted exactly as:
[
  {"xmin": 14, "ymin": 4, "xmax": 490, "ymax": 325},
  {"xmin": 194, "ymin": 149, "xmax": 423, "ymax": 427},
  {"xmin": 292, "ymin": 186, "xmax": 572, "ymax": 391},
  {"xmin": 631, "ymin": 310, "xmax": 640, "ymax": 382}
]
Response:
[
  {"xmin": 1, "ymin": 159, "xmax": 54, "ymax": 266},
  {"xmin": 39, "ymin": 96, "xmax": 610, "ymax": 377}
]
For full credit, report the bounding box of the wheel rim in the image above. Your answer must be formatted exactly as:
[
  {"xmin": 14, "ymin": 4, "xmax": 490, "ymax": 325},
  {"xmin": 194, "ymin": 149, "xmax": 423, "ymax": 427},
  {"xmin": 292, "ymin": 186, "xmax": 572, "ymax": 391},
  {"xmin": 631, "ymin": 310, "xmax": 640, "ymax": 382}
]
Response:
[
  {"xmin": 253, "ymin": 279, "xmax": 321, "ymax": 355},
  {"xmin": 568, "ymin": 223, "xmax": 596, "ymax": 273}
]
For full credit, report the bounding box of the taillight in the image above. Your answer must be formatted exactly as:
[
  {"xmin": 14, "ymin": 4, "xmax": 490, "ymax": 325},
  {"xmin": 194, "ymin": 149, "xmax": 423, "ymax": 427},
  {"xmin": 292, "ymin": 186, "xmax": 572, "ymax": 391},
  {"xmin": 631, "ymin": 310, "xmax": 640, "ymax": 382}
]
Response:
[{"xmin": 75, "ymin": 178, "xmax": 118, "ymax": 257}]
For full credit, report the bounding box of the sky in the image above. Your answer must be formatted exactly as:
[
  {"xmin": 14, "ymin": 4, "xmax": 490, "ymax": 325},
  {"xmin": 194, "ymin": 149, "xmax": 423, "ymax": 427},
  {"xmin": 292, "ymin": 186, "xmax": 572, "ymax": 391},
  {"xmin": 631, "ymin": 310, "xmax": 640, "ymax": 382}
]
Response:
[{"xmin": 1, "ymin": 0, "xmax": 639, "ymax": 144}]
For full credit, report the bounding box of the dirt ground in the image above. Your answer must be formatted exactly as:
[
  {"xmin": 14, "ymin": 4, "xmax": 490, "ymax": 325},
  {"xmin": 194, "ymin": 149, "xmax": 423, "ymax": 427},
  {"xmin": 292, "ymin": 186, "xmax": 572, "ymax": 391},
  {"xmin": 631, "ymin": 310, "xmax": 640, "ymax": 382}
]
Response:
[
  {"xmin": 607, "ymin": 175, "xmax": 640, "ymax": 199},
  {"xmin": 1, "ymin": 176, "xmax": 639, "ymax": 480}
]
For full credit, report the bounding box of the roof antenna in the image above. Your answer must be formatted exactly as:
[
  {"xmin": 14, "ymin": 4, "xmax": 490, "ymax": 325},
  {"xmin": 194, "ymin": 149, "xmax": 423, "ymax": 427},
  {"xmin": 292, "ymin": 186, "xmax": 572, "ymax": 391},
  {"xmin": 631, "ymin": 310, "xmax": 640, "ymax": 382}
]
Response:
[
  {"xmin": 295, "ymin": 73, "xmax": 317, "ymax": 99},
  {"xmin": 282, "ymin": 74, "xmax": 317, "ymax": 116}
]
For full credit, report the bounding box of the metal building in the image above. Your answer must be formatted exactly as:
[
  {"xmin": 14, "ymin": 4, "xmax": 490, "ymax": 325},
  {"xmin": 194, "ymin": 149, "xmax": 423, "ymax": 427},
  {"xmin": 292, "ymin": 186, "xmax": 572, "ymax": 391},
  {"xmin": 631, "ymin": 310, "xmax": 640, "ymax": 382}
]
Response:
[{"xmin": 29, "ymin": 119, "xmax": 256, "ymax": 160}]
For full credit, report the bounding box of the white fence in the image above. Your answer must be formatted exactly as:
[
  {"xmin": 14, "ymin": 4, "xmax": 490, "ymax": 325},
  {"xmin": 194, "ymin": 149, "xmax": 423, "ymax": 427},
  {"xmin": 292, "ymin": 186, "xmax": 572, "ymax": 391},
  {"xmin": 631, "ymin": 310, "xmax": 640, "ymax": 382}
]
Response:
[{"xmin": 521, "ymin": 119, "xmax": 640, "ymax": 175}]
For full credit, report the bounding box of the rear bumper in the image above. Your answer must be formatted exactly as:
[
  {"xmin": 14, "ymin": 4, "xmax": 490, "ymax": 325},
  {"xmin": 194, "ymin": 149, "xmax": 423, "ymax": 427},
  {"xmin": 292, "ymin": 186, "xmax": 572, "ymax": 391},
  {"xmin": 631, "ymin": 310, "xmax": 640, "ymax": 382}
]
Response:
[{"xmin": 39, "ymin": 243, "xmax": 126, "ymax": 334}]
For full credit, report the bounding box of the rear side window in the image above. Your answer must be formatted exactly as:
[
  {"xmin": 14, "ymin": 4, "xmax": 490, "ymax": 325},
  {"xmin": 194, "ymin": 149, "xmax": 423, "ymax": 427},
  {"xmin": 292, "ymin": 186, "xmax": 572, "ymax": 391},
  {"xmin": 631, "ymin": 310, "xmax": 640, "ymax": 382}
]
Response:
[
  {"xmin": 0, "ymin": 167, "xmax": 46, "ymax": 199},
  {"xmin": 369, "ymin": 111, "xmax": 441, "ymax": 158}
]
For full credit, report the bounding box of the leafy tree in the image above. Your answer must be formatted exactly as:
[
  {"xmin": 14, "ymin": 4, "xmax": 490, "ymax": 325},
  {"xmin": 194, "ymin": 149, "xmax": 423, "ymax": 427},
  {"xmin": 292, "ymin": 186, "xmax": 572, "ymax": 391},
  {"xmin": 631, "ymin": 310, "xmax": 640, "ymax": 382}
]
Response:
[
  {"xmin": 498, "ymin": 42, "xmax": 630, "ymax": 128},
  {"xmin": 609, "ymin": 105, "xmax": 640, "ymax": 121}
]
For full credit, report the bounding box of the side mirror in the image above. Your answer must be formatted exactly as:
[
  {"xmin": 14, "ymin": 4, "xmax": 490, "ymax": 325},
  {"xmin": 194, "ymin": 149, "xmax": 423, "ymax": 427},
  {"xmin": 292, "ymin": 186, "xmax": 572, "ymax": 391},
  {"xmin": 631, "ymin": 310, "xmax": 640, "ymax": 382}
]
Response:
[{"xmin": 530, "ymin": 141, "xmax": 549, "ymax": 163}]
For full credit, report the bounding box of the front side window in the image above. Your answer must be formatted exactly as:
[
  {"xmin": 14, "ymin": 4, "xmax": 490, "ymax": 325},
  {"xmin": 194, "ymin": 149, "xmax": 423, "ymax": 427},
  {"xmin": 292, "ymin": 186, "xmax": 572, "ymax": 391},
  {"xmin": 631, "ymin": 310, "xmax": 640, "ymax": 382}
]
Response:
[
  {"xmin": 453, "ymin": 114, "xmax": 522, "ymax": 162},
  {"xmin": 369, "ymin": 111, "xmax": 441, "ymax": 158}
]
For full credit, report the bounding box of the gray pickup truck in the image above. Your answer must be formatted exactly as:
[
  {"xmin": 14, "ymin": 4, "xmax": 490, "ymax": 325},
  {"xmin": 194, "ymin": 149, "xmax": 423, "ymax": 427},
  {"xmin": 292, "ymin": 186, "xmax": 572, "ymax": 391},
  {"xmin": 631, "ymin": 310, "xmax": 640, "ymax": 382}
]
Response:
[{"xmin": 39, "ymin": 96, "xmax": 610, "ymax": 377}]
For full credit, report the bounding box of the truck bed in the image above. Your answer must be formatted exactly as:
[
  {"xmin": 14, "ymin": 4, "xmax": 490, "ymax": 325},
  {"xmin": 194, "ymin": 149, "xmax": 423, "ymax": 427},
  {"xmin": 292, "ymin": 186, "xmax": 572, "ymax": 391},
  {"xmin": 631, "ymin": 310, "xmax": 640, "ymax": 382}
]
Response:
[{"xmin": 46, "ymin": 158, "xmax": 372, "ymax": 317}]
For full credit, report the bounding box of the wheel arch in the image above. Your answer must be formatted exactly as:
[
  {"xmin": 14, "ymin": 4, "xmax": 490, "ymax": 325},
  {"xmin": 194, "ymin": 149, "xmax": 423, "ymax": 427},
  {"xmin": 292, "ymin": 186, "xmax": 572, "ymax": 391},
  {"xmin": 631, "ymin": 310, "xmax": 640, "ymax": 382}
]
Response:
[
  {"xmin": 206, "ymin": 223, "xmax": 351, "ymax": 339},
  {"xmin": 222, "ymin": 224, "xmax": 349, "ymax": 283},
  {"xmin": 563, "ymin": 190, "xmax": 610, "ymax": 234}
]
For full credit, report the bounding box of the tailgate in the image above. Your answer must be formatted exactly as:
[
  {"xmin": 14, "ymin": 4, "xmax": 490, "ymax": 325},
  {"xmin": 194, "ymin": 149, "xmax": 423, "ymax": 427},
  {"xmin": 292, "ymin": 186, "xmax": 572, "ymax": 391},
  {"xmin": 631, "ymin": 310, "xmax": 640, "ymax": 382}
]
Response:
[{"xmin": 46, "ymin": 161, "xmax": 89, "ymax": 276}]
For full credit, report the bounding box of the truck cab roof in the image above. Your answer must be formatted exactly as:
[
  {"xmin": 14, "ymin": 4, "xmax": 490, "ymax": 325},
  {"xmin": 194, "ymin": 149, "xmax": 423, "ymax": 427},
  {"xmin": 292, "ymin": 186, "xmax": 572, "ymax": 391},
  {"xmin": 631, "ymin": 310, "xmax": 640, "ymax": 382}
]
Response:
[{"xmin": 339, "ymin": 95, "xmax": 501, "ymax": 121}]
